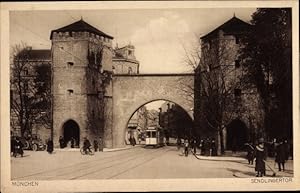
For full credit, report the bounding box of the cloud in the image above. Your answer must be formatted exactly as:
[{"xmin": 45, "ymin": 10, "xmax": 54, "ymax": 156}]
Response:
[{"xmin": 129, "ymin": 11, "xmax": 196, "ymax": 73}]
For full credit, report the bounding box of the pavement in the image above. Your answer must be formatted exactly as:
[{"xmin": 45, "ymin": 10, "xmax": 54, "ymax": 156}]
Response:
[{"xmin": 11, "ymin": 146, "xmax": 294, "ymax": 180}]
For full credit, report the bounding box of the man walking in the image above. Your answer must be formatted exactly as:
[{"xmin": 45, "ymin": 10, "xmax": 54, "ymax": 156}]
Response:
[
  {"xmin": 275, "ymin": 139, "xmax": 286, "ymax": 171},
  {"xmin": 184, "ymin": 139, "xmax": 189, "ymax": 157}
]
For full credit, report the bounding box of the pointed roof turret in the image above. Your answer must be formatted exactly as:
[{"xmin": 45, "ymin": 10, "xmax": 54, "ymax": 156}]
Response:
[
  {"xmin": 50, "ymin": 19, "xmax": 113, "ymax": 40},
  {"xmin": 200, "ymin": 16, "xmax": 251, "ymax": 40}
]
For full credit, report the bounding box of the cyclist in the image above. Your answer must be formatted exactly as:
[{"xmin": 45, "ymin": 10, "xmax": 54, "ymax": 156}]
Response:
[{"xmin": 83, "ymin": 137, "xmax": 92, "ymax": 154}]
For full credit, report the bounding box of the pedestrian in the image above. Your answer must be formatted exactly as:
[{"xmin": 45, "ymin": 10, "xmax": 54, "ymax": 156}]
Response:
[
  {"xmin": 94, "ymin": 139, "xmax": 99, "ymax": 152},
  {"xmin": 275, "ymin": 139, "xmax": 286, "ymax": 171},
  {"xmin": 283, "ymin": 139, "xmax": 290, "ymax": 161},
  {"xmin": 99, "ymin": 137, "xmax": 103, "ymax": 151},
  {"xmin": 177, "ymin": 138, "xmax": 181, "ymax": 150},
  {"xmin": 70, "ymin": 137, "xmax": 75, "ymax": 148},
  {"xmin": 184, "ymin": 139, "xmax": 189, "ymax": 157},
  {"xmin": 205, "ymin": 138, "xmax": 211, "ymax": 156},
  {"xmin": 13, "ymin": 137, "xmax": 24, "ymax": 157},
  {"xmin": 59, "ymin": 136, "xmax": 65, "ymax": 149},
  {"xmin": 246, "ymin": 142, "xmax": 254, "ymax": 165},
  {"xmin": 83, "ymin": 137, "xmax": 92, "ymax": 154},
  {"xmin": 199, "ymin": 139, "xmax": 204, "ymax": 155},
  {"xmin": 270, "ymin": 138, "xmax": 277, "ymax": 157},
  {"xmin": 132, "ymin": 137, "xmax": 136, "ymax": 146},
  {"xmin": 11, "ymin": 136, "xmax": 17, "ymax": 156},
  {"xmin": 211, "ymin": 138, "xmax": 217, "ymax": 156},
  {"xmin": 46, "ymin": 138, "xmax": 54, "ymax": 154},
  {"xmin": 192, "ymin": 138, "xmax": 197, "ymax": 154},
  {"xmin": 255, "ymin": 138, "xmax": 266, "ymax": 177}
]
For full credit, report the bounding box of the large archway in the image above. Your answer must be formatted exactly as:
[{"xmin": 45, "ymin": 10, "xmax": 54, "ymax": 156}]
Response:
[
  {"xmin": 226, "ymin": 119, "xmax": 248, "ymax": 151},
  {"xmin": 125, "ymin": 99, "xmax": 193, "ymax": 145},
  {"xmin": 112, "ymin": 74, "xmax": 194, "ymax": 148},
  {"xmin": 62, "ymin": 120, "xmax": 80, "ymax": 147}
]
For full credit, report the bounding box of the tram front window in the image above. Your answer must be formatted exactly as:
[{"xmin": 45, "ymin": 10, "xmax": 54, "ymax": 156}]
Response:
[
  {"xmin": 152, "ymin": 132, "xmax": 156, "ymax": 138},
  {"xmin": 146, "ymin": 131, "xmax": 151, "ymax": 138}
]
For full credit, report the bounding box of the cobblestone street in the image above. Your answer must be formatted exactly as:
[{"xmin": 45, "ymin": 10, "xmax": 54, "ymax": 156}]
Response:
[{"xmin": 11, "ymin": 146, "xmax": 294, "ymax": 180}]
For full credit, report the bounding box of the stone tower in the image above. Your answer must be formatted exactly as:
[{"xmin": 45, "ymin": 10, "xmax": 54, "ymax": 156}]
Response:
[{"xmin": 50, "ymin": 19, "xmax": 114, "ymax": 148}]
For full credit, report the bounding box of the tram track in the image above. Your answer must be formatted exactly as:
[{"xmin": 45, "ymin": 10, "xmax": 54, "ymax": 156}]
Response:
[
  {"xmin": 107, "ymin": 147, "xmax": 171, "ymax": 179},
  {"xmin": 13, "ymin": 147, "xmax": 145, "ymax": 180},
  {"xmin": 52, "ymin": 147, "xmax": 155, "ymax": 180},
  {"xmin": 69, "ymin": 147, "xmax": 169, "ymax": 180}
]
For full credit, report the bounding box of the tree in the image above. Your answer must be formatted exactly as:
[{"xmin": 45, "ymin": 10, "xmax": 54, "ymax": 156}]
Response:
[
  {"xmin": 183, "ymin": 31, "xmax": 248, "ymax": 154},
  {"xmin": 10, "ymin": 43, "xmax": 51, "ymax": 137},
  {"xmin": 239, "ymin": 8, "xmax": 292, "ymax": 140},
  {"xmin": 197, "ymin": 36, "xmax": 247, "ymax": 154}
]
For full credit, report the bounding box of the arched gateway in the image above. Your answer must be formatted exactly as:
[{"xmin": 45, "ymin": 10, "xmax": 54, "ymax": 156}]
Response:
[
  {"xmin": 50, "ymin": 19, "xmax": 194, "ymax": 149},
  {"xmin": 111, "ymin": 74, "xmax": 194, "ymax": 148}
]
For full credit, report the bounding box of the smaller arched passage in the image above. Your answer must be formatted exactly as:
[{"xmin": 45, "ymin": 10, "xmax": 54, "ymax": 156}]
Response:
[
  {"xmin": 226, "ymin": 119, "xmax": 248, "ymax": 151},
  {"xmin": 62, "ymin": 120, "xmax": 80, "ymax": 147}
]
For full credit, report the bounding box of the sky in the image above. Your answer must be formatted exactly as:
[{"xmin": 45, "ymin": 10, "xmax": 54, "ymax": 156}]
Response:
[{"xmin": 10, "ymin": 8, "xmax": 256, "ymax": 74}]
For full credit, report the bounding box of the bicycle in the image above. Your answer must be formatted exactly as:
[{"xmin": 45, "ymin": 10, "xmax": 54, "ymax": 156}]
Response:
[{"xmin": 80, "ymin": 147, "xmax": 94, "ymax": 155}]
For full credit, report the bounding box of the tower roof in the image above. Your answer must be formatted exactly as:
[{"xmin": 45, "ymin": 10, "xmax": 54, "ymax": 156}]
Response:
[
  {"xmin": 200, "ymin": 16, "xmax": 252, "ymax": 40},
  {"xmin": 50, "ymin": 19, "xmax": 113, "ymax": 40}
]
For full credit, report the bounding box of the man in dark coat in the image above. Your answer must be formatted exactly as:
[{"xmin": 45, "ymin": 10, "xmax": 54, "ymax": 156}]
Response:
[
  {"xmin": 46, "ymin": 138, "xmax": 54, "ymax": 154},
  {"xmin": 211, "ymin": 139, "xmax": 217, "ymax": 156},
  {"xmin": 70, "ymin": 137, "xmax": 75, "ymax": 148},
  {"xmin": 184, "ymin": 139, "xmax": 189, "ymax": 157},
  {"xmin": 200, "ymin": 139, "xmax": 205, "ymax": 155},
  {"xmin": 93, "ymin": 139, "xmax": 99, "ymax": 152},
  {"xmin": 192, "ymin": 138, "xmax": 197, "ymax": 154},
  {"xmin": 275, "ymin": 140, "xmax": 286, "ymax": 171},
  {"xmin": 11, "ymin": 136, "xmax": 17, "ymax": 156},
  {"xmin": 59, "ymin": 136, "xmax": 65, "ymax": 149},
  {"xmin": 246, "ymin": 142, "xmax": 255, "ymax": 165},
  {"xmin": 283, "ymin": 139, "xmax": 290, "ymax": 161},
  {"xmin": 83, "ymin": 137, "xmax": 92, "ymax": 154},
  {"xmin": 255, "ymin": 138, "xmax": 266, "ymax": 177},
  {"xmin": 13, "ymin": 137, "xmax": 24, "ymax": 157}
]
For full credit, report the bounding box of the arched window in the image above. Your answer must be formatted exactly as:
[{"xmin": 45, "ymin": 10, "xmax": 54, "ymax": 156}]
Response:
[{"xmin": 23, "ymin": 67, "xmax": 29, "ymax": 76}]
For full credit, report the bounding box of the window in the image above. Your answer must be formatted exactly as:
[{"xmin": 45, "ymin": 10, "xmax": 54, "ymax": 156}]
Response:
[
  {"xmin": 234, "ymin": 89, "xmax": 241, "ymax": 97},
  {"xmin": 235, "ymin": 60, "xmax": 240, "ymax": 68},
  {"xmin": 67, "ymin": 62, "xmax": 74, "ymax": 67},
  {"xmin": 152, "ymin": 131, "xmax": 157, "ymax": 138},
  {"xmin": 67, "ymin": 89, "xmax": 74, "ymax": 95},
  {"xmin": 23, "ymin": 67, "xmax": 29, "ymax": 76},
  {"xmin": 128, "ymin": 50, "xmax": 132, "ymax": 56}
]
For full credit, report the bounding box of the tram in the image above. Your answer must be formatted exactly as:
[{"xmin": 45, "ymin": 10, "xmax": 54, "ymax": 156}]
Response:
[{"xmin": 145, "ymin": 126, "xmax": 165, "ymax": 147}]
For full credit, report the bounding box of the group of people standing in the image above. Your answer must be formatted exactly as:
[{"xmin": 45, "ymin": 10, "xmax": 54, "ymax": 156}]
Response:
[
  {"xmin": 176, "ymin": 137, "xmax": 217, "ymax": 157},
  {"xmin": 246, "ymin": 138, "xmax": 291, "ymax": 177}
]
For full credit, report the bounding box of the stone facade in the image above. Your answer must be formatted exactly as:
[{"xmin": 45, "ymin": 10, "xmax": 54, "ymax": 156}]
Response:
[
  {"xmin": 113, "ymin": 44, "xmax": 139, "ymax": 74},
  {"xmin": 50, "ymin": 20, "xmax": 114, "ymax": 148},
  {"xmin": 112, "ymin": 74, "xmax": 194, "ymax": 148},
  {"xmin": 194, "ymin": 16, "xmax": 265, "ymax": 151}
]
